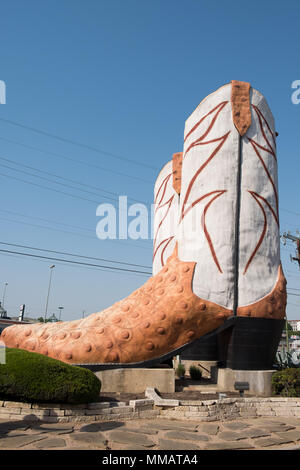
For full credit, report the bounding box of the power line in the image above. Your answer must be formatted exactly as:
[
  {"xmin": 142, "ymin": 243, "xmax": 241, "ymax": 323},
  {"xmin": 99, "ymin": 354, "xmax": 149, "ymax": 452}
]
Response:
[
  {"xmin": 0, "ymin": 216, "xmax": 152, "ymax": 251},
  {"xmin": 0, "ymin": 241, "xmax": 151, "ymax": 269},
  {"xmin": 0, "ymin": 155, "xmax": 148, "ymax": 204},
  {"xmin": 0, "ymin": 136, "xmax": 153, "ymax": 184},
  {"xmin": 0, "ymin": 160, "xmax": 150, "ymax": 207},
  {"xmin": 0, "ymin": 215, "xmax": 97, "ymax": 238},
  {"xmin": 0, "ymin": 118, "xmax": 158, "ymax": 170},
  {"xmin": 0, "ymin": 170, "xmax": 106, "ymax": 205},
  {"xmin": 0, "ymin": 170, "xmax": 148, "ymax": 219},
  {"xmin": 0, "ymin": 250, "xmax": 148, "ymax": 278},
  {"xmin": 0, "ymin": 208, "xmax": 96, "ymax": 234},
  {"xmin": 0, "ymin": 170, "xmax": 153, "ymax": 247},
  {"xmin": 286, "ymin": 270, "xmax": 300, "ymax": 278},
  {"xmin": 280, "ymin": 207, "xmax": 300, "ymax": 218},
  {"xmin": 0, "ymin": 248, "xmax": 152, "ymax": 275},
  {"xmin": 0, "ymin": 162, "xmax": 118, "ymax": 203},
  {"xmin": 0, "ymin": 168, "xmax": 152, "ymax": 218},
  {"xmin": 0, "ymin": 208, "xmax": 152, "ymax": 246}
]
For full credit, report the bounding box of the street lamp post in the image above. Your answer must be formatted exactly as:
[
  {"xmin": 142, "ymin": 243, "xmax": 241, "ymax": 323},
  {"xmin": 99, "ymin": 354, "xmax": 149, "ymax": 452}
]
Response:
[
  {"xmin": 58, "ymin": 306, "xmax": 64, "ymax": 321},
  {"xmin": 2, "ymin": 282, "xmax": 8, "ymax": 307},
  {"xmin": 44, "ymin": 265, "xmax": 55, "ymax": 322}
]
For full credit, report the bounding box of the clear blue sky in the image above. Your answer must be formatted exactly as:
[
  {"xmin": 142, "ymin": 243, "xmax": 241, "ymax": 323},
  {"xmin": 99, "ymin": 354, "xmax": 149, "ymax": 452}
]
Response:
[{"xmin": 1, "ymin": 0, "xmax": 300, "ymax": 320}]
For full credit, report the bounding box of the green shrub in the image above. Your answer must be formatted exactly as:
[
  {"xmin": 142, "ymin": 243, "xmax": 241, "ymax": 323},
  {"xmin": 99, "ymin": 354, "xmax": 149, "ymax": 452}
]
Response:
[
  {"xmin": 271, "ymin": 368, "xmax": 300, "ymax": 397},
  {"xmin": 0, "ymin": 348, "xmax": 101, "ymax": 404},
  {"xmin": 189, "ymin": 365, "xmax": 202, "ymax": 380},
  {"xmin": 176, "ymin": 363, "xmax": 186, "ymax": 378}
]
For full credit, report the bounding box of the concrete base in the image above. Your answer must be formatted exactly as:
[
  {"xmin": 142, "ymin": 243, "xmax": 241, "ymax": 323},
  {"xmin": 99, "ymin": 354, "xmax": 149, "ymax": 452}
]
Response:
[
  {"xmin": 216, "ymin": 368, "xmax": 276, "ymax": 397},
  {"xmin": 94, "ymin": 368, "xmax": 175, "ymax": 394}
]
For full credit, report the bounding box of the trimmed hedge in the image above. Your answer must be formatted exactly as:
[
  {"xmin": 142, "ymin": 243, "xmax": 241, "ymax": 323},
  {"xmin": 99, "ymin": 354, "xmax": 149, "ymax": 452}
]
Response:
[
  {"xmin": 175, "ymin": 363, "xmax": 186, "ymax": 378},
  {"xmin": 0, "ymin": 348, "xmax": 101, "ymax": 404},
  {"xmin": 271, "ymin": 368, "xmax": 300, "ymax": 397},
  {"xmin": 189, "ymin": 365, "xmax": 202, "ymax": 380}
]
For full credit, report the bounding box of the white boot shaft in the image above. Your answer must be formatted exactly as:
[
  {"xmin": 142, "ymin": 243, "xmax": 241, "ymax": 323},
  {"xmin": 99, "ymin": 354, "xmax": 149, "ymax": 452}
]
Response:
[{"xmin": 177, "ymin": 81, "xmax": 280, "ymax": 310}]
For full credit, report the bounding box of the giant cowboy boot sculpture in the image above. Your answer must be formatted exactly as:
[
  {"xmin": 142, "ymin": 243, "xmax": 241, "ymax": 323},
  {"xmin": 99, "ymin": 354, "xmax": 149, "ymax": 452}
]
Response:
[
  {"xmin": 177, "ymin": 80, "xmax": 286, "ymax": 368},
  {"xmin": 1, "ymin": 81, "xmax": 286, "ymax": 367}
]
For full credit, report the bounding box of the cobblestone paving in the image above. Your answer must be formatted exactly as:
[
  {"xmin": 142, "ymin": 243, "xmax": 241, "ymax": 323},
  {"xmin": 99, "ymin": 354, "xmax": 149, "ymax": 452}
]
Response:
[{"xmin": 0, "ymin": 416, "xmax": 299, "ymax": 450}]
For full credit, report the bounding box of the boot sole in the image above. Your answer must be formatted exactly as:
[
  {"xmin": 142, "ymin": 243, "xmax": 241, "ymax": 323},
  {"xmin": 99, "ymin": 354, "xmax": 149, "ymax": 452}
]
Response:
[{"xmin": 75, "ymin": 316, "xmax": 285, "ymax": 371}]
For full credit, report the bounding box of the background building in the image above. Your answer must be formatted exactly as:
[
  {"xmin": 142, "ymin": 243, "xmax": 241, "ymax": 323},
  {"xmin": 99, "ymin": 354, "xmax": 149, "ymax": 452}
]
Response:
[{"xmin": 288, "ymin": 320, "xmax": 300, "ymax": 332}]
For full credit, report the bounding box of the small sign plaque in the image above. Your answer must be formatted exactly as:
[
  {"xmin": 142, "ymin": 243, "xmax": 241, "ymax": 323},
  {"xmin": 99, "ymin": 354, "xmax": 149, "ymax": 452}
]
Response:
[{"xmin": 234, "ymin": 381, "xmax": 249, "ymax": 391}]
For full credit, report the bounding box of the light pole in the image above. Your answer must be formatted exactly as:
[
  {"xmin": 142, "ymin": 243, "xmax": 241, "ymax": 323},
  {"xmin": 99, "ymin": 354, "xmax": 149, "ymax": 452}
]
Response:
[
  {"xmin": 44, "ymin": 265, "xmax": 55, "ymax": 322},
  {"xmin": 58, "ymin": 306, "xmax": 64, "ymax": 321},
  {"xmin": 2, "ymin": 282, "xmax": 8, "ymax": 307},
  {"xmin": 286, "ymin": 319, "xmax": 290, "ymax": 354}
]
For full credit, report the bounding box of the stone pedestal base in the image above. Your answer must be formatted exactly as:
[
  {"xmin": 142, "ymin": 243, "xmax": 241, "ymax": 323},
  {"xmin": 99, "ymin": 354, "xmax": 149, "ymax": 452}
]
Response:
[
  {"xmin": 94, "ymin": 368, "xmax": 175, "ymax": 393},
  {"xmin": 216, "ymin": 368, "xmax": 276, "ymax": 397}
]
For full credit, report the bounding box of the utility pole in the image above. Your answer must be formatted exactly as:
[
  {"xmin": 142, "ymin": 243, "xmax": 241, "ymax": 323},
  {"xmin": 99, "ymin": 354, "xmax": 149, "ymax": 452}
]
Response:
[
  {"xmin": 44, "ymin": 265, "xmax": 55, "ymax": 322},
  {"xmin": 281, "ymin": 231, "xmax": 300, "ymax": 354},
  {"xmin": 282, "ymin": 232, "xmax": 300, "ymax": 268},
  {"xmin": 2, "ymin": 282, "xmax": 8, "ymax": 307}
]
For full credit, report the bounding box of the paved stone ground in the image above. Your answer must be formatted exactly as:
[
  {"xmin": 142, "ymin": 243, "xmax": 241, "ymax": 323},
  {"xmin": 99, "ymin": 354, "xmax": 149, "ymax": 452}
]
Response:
[{"xmin": 0, "ymin": 416, "xmax": 299, "ymax": 450}]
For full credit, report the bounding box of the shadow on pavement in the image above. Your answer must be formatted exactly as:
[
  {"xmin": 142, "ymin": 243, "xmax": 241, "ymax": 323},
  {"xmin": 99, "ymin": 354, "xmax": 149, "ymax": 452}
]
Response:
[{"xmin": 80, "ymin": 421, "xmax": 125, "ymax": 432}]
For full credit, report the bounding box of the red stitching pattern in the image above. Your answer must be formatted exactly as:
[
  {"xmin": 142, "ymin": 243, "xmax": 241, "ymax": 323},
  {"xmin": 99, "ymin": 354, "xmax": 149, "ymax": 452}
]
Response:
[
  {"xmin": 153, "ymin": 195, "xmax": 175, "ymax": 251},
  {"xmin": 180, "ymin": 101, "xmax": 230, "ymax": 272},
  {"xmin": 180, "ymin": 132, "xmax": 230, "ymax": 223},
  {"xmin": 160, "ymin": 237, "xmax": 174, "ymax": 267},
  {"xmin": 201, "ymin": 191, "xmax": 227, "ymax": 273},
  {"xmin": 152, "ymin": 236, "xmax": 174, "ymax": 264},
  {"xmin": 248, "ymin": 138, "xmax": 278, "ymax": 217},
  {"xmin": 243, "ymin": 192, "xmax": 267, "ymax": 275},
  {"xmin": 153, "ymin": 171, "xmax": 176, "ymax": 266},
  {"xmin": 154, "ymin": 173, "xmax": 171, "ymax": 205},
  {"xmin": 184, "ymin": 101, "xmax": 228, "ymax": 146},
  {"xmin": 248, "ymin": 190, "xmax": 279, "ymax": 227},
  {"xmin": 252, "ymin": 104, "xmax": 276, "ymax": 153}
]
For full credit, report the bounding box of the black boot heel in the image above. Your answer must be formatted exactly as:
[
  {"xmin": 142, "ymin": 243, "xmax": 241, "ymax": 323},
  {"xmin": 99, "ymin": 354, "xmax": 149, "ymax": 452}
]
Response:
[
  {"xmin": 218, "ymin": 317, "xmax": 285, "ymax": 370},
  {"xmin": 180, "ymin": 333, "xmax": 218, "ymax": 361},
  {"xmin": 179, "ymin": 316, "xmax": 236, "ymax": 363}
]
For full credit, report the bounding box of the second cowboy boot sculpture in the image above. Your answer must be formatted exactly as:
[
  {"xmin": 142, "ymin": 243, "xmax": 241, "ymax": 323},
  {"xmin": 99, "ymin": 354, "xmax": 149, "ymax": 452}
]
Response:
[{"xmin": 1, "ymin": 81, "xmax": 287, "ymax": 367}]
